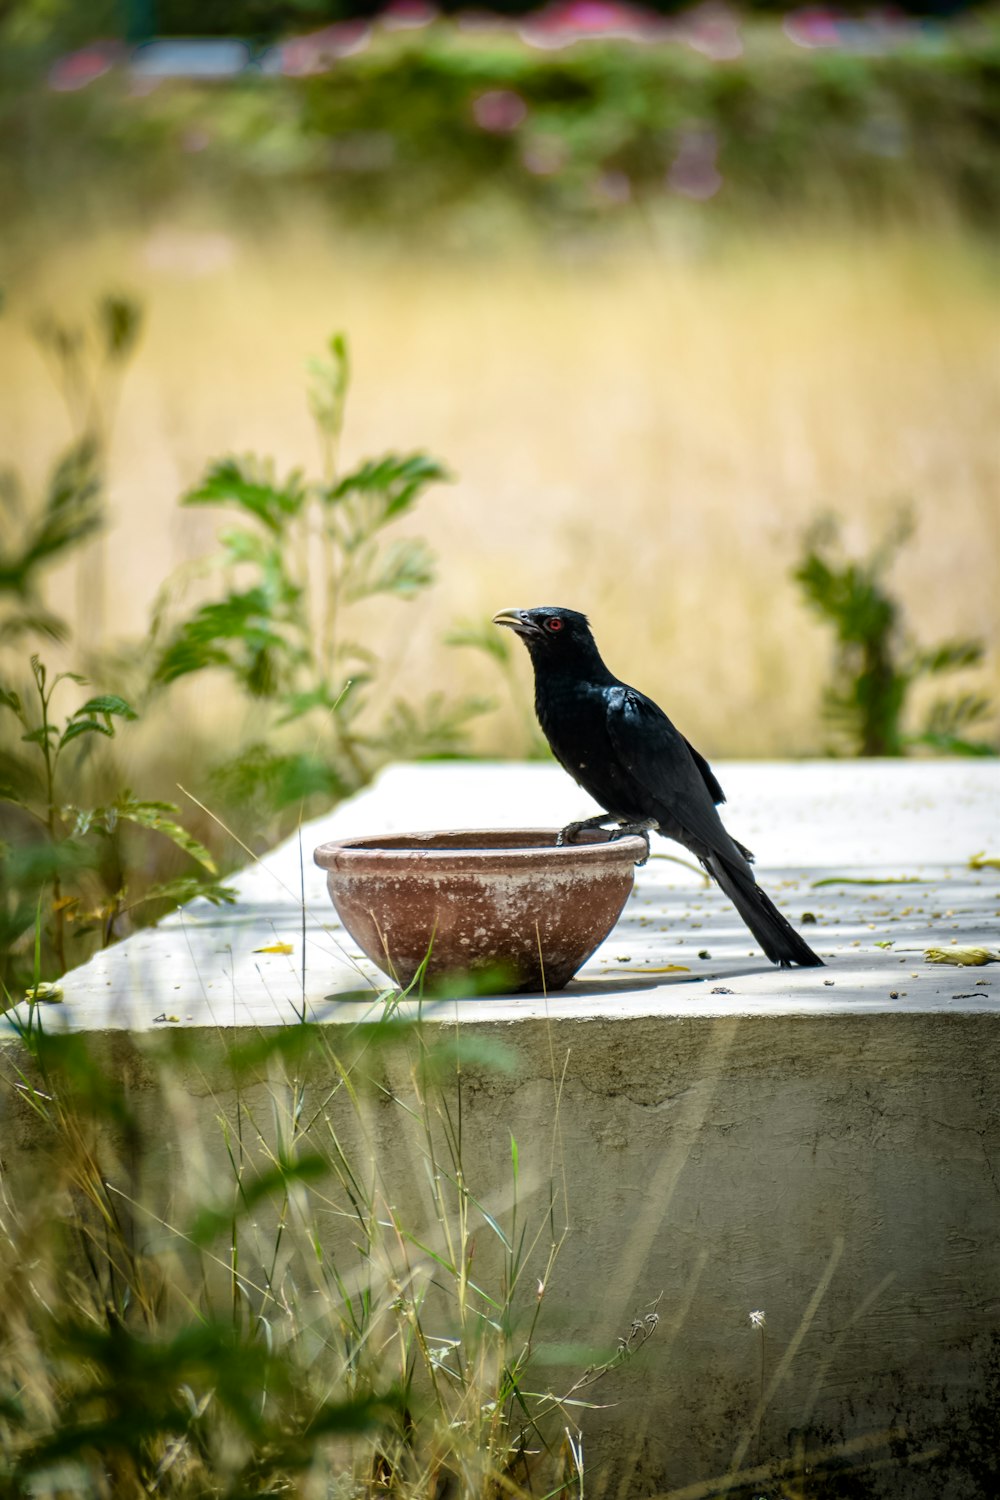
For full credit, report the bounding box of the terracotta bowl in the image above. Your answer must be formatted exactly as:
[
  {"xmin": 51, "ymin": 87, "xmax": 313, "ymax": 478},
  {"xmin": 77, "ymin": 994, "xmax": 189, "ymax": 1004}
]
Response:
[{"xmin": 313, "ymin": 827, "xmax": 647, "ymax": 994}]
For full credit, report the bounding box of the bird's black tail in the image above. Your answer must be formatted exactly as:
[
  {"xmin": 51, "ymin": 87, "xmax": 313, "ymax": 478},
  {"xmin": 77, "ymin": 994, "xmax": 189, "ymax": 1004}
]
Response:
[{"xmin": 708, "ymin": 854, "xmax": 824, "ymax": 968}]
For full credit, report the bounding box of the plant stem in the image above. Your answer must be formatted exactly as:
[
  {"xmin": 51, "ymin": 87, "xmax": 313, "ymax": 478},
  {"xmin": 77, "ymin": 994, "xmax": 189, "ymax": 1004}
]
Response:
[{"xmin": 35, "ymin": 665, "xmax": 66, "ymax": 973}]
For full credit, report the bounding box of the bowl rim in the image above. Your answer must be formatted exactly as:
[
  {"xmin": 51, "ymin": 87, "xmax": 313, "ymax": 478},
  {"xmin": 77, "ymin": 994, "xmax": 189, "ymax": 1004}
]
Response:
[{"xmin": 313, "ymin": 825, "xmax": 648, "ymax": 872}]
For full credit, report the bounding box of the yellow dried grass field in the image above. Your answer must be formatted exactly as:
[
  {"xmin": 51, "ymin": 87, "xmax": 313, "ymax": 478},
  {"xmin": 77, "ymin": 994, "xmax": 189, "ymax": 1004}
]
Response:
[{"xmin": 2, "ymin": 216, "xmax": 997, "ymax": 757}]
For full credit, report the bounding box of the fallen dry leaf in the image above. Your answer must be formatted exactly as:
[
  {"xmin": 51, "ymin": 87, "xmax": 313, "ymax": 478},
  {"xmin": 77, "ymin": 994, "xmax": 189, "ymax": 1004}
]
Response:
[
  {"xmin": 254, "ymin": 942, "xmax": 294, "ymax": 955},
  {"xmin": 25, "ymin": 982, "xmax": 63, "ymax": 1004},
  {"xmin": 620, "ymin": 963, "xmax": 690, "ymax": 973},
  {"xmin": 925, "ymin": 947, "xmax": 996, "ymax": 967}
]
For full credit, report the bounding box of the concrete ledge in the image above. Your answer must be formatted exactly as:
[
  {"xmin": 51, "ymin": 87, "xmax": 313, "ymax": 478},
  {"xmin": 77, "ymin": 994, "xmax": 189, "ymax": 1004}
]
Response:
[
  {"xmin": 3, "ymin": 759, "xmax": 997, "ymax": 1029},
  {"xmin": 2, "ymin": 761, "xmax": 998, "ymax": 1496}
]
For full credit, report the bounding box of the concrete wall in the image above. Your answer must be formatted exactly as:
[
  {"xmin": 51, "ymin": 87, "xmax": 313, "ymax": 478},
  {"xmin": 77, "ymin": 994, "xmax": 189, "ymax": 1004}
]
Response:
[{"xmin": 3, "ymin": 1007, "xmax": 997, "ymax": 1498}]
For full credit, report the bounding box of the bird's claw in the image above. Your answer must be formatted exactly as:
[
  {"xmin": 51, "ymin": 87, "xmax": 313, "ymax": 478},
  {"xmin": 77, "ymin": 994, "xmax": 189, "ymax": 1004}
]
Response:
[
  {"xmin": 612, "ymin": 828, "xmax": 650, "ymax": 866},
  {"xmin": 609, "ymin": 821, "xmax": 654, "ymax": 867},
  {"xmin": 556, "ymin": 814, "xmax": 615, "ymax": 847},
  {"xmin": 557, "ymin": 817, "xmax": 651, "ymax": 866}
]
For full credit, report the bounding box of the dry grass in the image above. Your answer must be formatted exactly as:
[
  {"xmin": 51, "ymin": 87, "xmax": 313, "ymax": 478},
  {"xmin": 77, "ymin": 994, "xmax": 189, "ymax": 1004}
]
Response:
[{"xmin": 2, "ymin": 210, "xmax": 997, "ymax": 757}]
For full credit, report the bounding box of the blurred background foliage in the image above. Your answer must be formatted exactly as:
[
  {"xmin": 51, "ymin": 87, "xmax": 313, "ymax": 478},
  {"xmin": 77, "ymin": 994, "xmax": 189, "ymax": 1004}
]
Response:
[{"xmin": 2, "ymin": 3, "xmax": 999, "ymax": 237}]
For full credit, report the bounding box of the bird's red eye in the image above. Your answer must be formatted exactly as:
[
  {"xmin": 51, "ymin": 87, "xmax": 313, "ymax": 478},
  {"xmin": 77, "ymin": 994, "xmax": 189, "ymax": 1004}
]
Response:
[{"xmin": 546, "ymin": 617, "xmax": 564, "ymax": 632}]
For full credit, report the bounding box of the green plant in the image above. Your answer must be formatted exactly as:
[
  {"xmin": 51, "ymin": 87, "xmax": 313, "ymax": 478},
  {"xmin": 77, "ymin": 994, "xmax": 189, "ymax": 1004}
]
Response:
[
  {"xmin": 793, "ymin": 512, "xmax": 996, "ymax": 757},
  {"xmin": 33, "ymin": 293, "xmax": 142, "ymax": 446},
  {"xmin": 0, "ymin": 1001, "xmax": 660, "ymax": 1497},
  {"xmin": 1, "ymin": 295, "xmax": 140, "ymax": 648},
  {"xmin": 0, "ymin": 439, "xmax": 103, "ymax": 646},
  {"xmin": 0, "ymin": 656, "xmax": 233, "ymax": 990},
  {"xmin": 0, "ymin": 292, "xmax": 235, "ymax": 996},
  {"xmin": 150, "ymin": 333, "xmax": 487, "ymax": 827}
]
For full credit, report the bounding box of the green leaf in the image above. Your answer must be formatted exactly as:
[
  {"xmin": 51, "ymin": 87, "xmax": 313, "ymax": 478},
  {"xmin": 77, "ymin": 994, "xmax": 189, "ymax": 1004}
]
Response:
[
  {"xmin": 58, "ymin": 695, "xmax": 138, "ymax": 749},
  {"xmin": 98, "ymin": 294, "xmax": 142, "ymax": 361},
  {"xmin": 153, "ymin": 633, "xmax": 232, "ymax": 685},
  {"xmin": 16, "ymin": 1312, "xmax": 394, "ymax": 1474},
  {"xmin": 67, "ymin": 804, "xmax": 97, "ymax": 836},
  {"xmin": 327, "ymin": 451, "xmax": 449, "ymax": 537},
  {"xmin": 0, "ymin": 609, "xmax": 68, "ymax": 645},
  {"xmin": 343, "ymin": 537, "xmax": 435, "ymax": 603},
  {"xmin": 307, "ymin": 332, "xmax": 351, "ymax": 446},
  {"xmin": 477, "ymin": 1205, "xmax": 513, "ymax": 1251},
  {"xmin": 274, "ymin": 683, "xmax": 348, "ymax": 726},
  {"xmin": 131, "ymin": 875, "xmax": 237, "ymax": 910},
  {"xmin": 367, "ymin": 691, "xmax": 491, "ymax": 760},
  {"xmin": 185, "ymin": 457, "xmax": 306, "ymax": 534},
  {"xmin": 912, "ymin": 732, "xmax": 998, "ymax": 758},
  {"xmin": 21, "ymin": 725, "xmax": 59, "ymax": 746},
  {"xmin": 0, "ymin": 440, "xmax": 102, "ymax": 596},
  {"xmin": 1, "ymin": 837, "xmax": 99, "ymax": 889},
  {"xmin": 188, "ymin": 1153, "xmax": 332, "ymax": 1245},
  {"xmin": 334, "ymin": 639, "xmax": 378, "ymax": 669},
  {"xmin": 210, "ymin": 744, "xmax": 356, "ymax": 813},
  {"xmin": 154, "ymin": 586, "xmax": 301, "ymax": 692},
  {"xmin": 64, "ymin": 795, "xmax": 220, "ymax": 873},
  {"xmin": 216, "ymin": 525, "xmax": 280, "ymax": 567},
  {"xmin": 915, "ymin": 639, "xmax": 984, "ymax": 675},
  {"xmin": 72, "ymin": 694, "xmax": 138, "ymax": 721},
  {"xmin": 794, "ymin": 507, "xmax": 996, "ymax": 759},
  {"xmin": 112, "ymin": 797, "xmax": 219, "ymax": 874},
  {"xmin": 32, "ymin": 311, "xmax": 83, "ymax": 365},
  {"xmin": 57, "ymin": 717, "xmax": 115, "ymax": 747}
]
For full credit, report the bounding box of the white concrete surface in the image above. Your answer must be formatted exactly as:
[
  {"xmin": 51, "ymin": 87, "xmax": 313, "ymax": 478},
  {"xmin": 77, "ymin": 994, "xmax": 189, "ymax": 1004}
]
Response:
[{"xmin": 5, "ymin": 759, "xmax": 997, "ymax": 1033}]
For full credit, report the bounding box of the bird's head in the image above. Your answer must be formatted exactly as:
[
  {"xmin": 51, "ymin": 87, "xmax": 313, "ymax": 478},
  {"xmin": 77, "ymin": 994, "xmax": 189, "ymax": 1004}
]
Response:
[{"xmin": 492, "ymin": 606, "xmax": 604, "ymax": 672}]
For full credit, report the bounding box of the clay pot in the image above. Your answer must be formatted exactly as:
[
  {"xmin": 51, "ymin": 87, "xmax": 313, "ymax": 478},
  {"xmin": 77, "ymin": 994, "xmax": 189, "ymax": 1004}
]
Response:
[{"xmin": 313, "ymin": 827, "xmax": 646, "ymax": 994}]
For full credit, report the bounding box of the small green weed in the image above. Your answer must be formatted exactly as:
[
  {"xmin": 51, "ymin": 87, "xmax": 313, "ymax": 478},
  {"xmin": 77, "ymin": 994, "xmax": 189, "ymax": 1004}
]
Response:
[
  {"xmin": 793, "ymin": 512, "xmax": 995, "ymax": 757},
  {"xmin": 149, "ymin": 333, "xmax": 488, "ymax": 828},
  {"xmin": 0, "ymin": 295, "xmax": 229, "ymax": 996}
]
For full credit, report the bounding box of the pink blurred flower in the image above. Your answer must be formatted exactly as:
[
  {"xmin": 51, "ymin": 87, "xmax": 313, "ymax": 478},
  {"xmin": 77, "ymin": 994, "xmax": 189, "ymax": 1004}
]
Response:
[
  {"xmin": 381, "ymin": 1, "xmax": 439, "ymax": 29},
  {"xmin": 784, "ymin": 9, "xmax": 917, "ymax": 54},
  {"xmin": 783, "ymin": 7, "xmax": 842, "ymax": 49},
  {"xmin": 279, "ymin": 22, "xmax": 370, "ymax": 76},
  {"xmin": 520, "ymin": 2, "xmax": 667, "ymax": 49},
  {"xmin": 49, "ymin": 43, "xmax": 121, "ymax": 92},
  {"xmin": 472, "ymin": 89, "xmax": 528, "ymax": 133},
  {"xmin": 682, "ymin": 3, "xmax": 743, "ymax": 62}
]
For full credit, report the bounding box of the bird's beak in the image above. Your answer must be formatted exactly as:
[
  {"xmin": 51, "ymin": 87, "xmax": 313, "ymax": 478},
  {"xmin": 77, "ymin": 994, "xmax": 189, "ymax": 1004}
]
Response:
[{"xmin": 492, "ymin": 608, "xmax": 536, "ymax": 637}]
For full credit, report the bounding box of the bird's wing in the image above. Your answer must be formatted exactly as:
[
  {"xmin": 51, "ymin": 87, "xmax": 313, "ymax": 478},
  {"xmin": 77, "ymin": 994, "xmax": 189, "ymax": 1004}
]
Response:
[
  {"xmin": 683, "ymin": 734, "xmax": 726, "ymax": 806},
  {"xmin": 605, "ymin": 686, "xmax": 741, "ymax": 860}
]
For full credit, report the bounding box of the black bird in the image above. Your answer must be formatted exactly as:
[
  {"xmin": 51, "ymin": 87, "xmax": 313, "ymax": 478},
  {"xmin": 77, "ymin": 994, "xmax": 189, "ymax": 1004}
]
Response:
[{"xmin": 493, "ymin": 605, "xmax": 823, "ymax": 969}]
